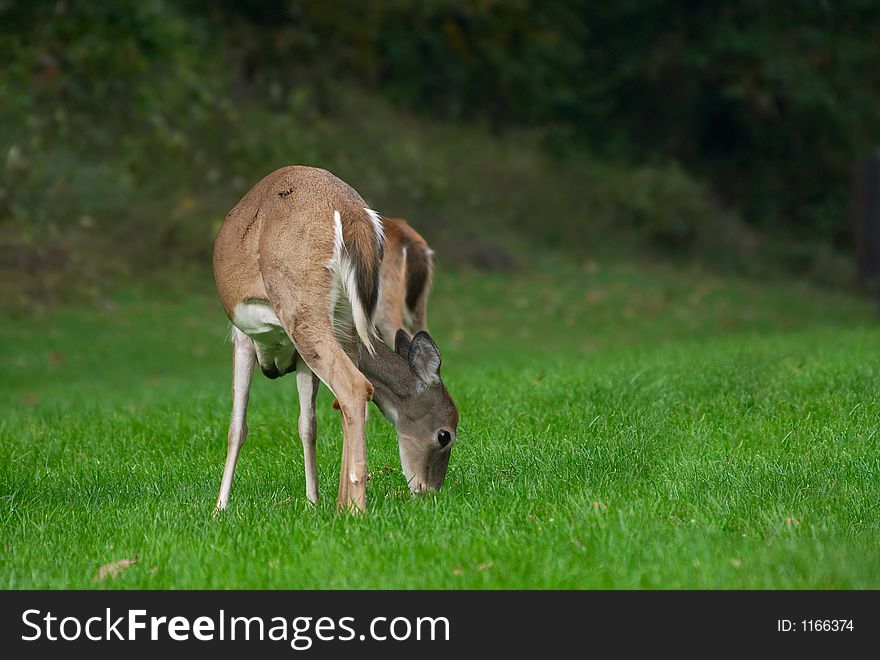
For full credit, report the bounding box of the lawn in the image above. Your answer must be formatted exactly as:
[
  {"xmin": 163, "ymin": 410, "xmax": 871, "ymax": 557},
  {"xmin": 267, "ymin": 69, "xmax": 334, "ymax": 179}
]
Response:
[{"xmin": 2, "ymin": 258, "xmax": 879, "ymax": 588}]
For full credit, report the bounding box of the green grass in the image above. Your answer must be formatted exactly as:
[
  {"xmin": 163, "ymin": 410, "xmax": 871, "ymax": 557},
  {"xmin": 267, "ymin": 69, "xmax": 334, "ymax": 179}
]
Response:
[{"xmin": 2, "ymin": 258, "xmax": 880, "ymax": 588}]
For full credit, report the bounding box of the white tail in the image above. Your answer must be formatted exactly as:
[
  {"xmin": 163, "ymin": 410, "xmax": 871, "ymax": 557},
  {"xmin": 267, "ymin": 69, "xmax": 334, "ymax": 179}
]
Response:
[{"xmin": 329, "ymin": 209, "xmax": 379, "ymax": 356}]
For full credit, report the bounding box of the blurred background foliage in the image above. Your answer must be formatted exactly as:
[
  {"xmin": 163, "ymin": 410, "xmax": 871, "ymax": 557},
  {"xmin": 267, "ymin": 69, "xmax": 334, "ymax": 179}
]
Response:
[{"xmin": 1, "ymin": 0, "xmax": 879, "ymax": 305}]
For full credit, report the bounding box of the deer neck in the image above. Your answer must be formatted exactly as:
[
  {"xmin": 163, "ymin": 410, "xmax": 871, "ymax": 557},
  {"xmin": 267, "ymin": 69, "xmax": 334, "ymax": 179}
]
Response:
[{"xmin": 356, "ymin": 340, "xmax": 416, "ymax": 423}]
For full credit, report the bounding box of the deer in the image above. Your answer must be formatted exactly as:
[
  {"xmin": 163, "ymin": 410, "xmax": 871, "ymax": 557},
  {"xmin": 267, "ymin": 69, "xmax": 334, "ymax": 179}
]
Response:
[{"xmin": 212, "ymin": 166, "xmax": 459, "ymax": 512}]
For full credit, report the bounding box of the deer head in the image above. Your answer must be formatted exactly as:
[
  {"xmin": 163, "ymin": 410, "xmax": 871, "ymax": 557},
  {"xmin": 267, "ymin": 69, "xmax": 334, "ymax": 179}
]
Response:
[{"xmin": 359, "ymin": 330, "xmax": 459, "ymax": 493}]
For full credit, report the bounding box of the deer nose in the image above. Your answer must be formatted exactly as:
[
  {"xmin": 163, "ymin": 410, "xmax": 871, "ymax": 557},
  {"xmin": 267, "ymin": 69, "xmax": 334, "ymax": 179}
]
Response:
[{"xmin": 411, "ymin": 478, "xmax": 443, "ymax": 494}]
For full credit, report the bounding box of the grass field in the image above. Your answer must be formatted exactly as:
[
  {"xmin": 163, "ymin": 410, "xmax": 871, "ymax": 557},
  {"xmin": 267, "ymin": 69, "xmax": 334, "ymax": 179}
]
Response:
[{"xmin": 2, "ymin": 258, "xmax": 880, "ymax": 589}]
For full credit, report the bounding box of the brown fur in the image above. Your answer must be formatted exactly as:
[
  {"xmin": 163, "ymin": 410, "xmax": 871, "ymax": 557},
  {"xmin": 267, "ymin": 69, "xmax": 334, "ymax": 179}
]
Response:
[
  {"xmin": 376, "ymin": 217, "xmax": 434, "ymax": 345},
  {"xmin": 214, "ymin": 166, "xmax": 382, "ymax": 330},
  {"xmin": 341, "ymin": 206, "xmax": 383, "ymax": 322}
]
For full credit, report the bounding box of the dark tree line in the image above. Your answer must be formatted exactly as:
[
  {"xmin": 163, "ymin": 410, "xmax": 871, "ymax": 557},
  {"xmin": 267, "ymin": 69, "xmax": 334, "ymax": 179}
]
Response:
[{"xmin": 4, "ymin": 0, "xmax": 880, "ymax": 248}]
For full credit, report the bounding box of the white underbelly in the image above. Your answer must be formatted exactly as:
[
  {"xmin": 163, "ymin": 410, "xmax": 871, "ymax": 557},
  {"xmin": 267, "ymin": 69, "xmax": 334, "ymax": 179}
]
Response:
[
  {"xmin": 232, "ymin": 300, "xmax": 296, "ymax": 374},
  {"xmin": 233, "ymin": 300, "xmax": 285, "ymax": 335}
]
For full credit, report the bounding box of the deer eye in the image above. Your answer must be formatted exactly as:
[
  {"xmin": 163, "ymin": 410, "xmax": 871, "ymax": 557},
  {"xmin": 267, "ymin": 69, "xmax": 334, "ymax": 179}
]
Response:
[{"xmin": 437, "ymin": 430, "xmax": 452, "ymax": 448}]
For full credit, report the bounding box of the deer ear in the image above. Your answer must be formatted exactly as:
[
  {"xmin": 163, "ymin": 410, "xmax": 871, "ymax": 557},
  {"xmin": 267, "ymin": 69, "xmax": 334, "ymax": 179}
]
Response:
[
  {"xmin": 408, "ymin": 331, "xmax": 441, "ymax": 386},
  {"xmin": 394, "ymin": 329, "xmax": 412, "ymax": 357}
]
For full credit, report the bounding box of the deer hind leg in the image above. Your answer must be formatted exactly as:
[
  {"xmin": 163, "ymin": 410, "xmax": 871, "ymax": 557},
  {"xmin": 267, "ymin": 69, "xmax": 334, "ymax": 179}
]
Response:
[
  {"xmin": 296, "ymin": 361, "xmax": 320, "ymax": 504},
  {"xmin": 216, "ymin": 327, "xmax": 256, "ymax": 511},
  {"xmin": 262, "ymin": 259, "xmax": 373, "ymax": 511}
]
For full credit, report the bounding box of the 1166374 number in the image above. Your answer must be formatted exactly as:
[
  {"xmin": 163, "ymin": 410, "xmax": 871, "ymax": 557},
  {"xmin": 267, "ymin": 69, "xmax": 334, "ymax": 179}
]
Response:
[
  {"xmin": 777, "ymin": 619, "xmax": 854, "ymax": 632},
  {"xmin": 802, "ymin": 620, "xmax": 854, "ymax": 632}
]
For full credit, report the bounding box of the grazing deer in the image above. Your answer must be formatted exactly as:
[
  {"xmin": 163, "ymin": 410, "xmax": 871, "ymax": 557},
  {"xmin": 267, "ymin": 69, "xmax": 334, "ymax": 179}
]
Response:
[
  {"xmin": 375, "ymin": 217, "xmax": 434, "ymax": 345},
  {"xmin": 212, "ymin": 166, "xmax": 458, "ymax": 512}
]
